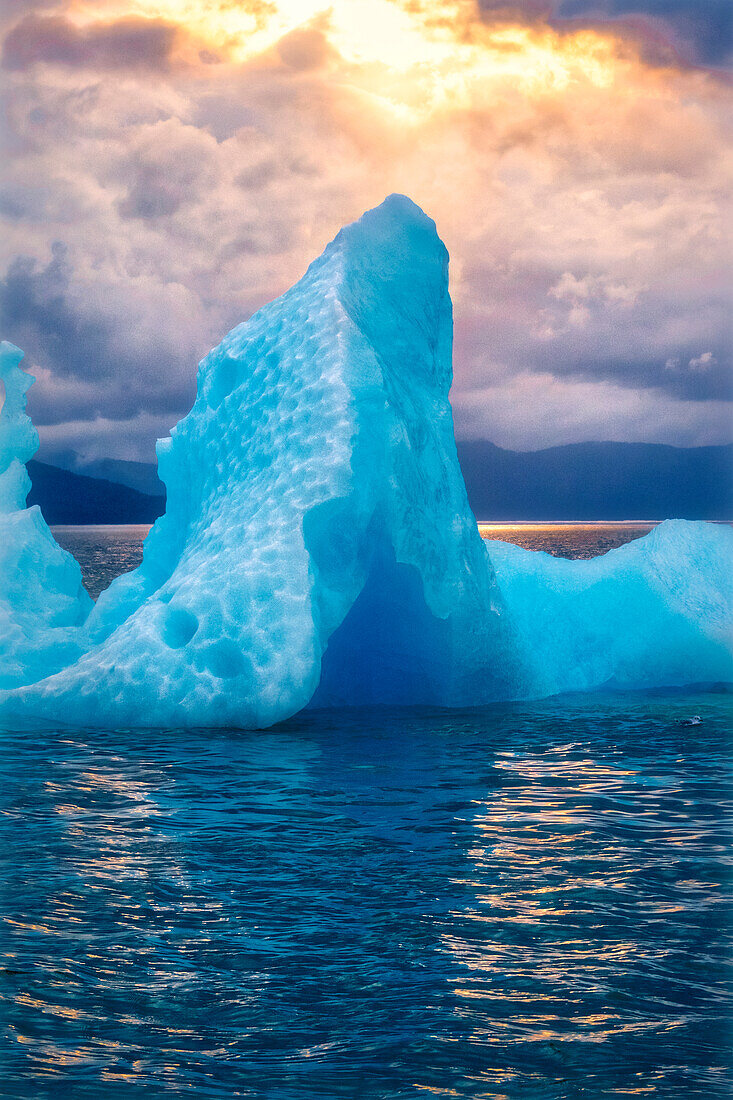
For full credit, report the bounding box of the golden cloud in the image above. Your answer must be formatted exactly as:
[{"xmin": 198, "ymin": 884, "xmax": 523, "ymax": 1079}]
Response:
[{"xmin": 62, "ymin": 0, "xmax": 663, "ymax": 111}]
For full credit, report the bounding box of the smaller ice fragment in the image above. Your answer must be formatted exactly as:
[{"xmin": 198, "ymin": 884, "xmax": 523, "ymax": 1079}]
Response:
[
  {"xmin": 0, "ymin": 341, "xmax": 37, "ymax": 514},
  {"xmin": 488, "ymin": 519, "xmax": 733, "ymax": 696},
  {"xmin": 0, "ymin": 342, "xmax": 92, "ymax": 689}
]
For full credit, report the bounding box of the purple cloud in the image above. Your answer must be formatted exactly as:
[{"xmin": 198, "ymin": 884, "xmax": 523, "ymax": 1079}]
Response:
[{"xmin": 2, "ymin": 13, "xmax": 178, "ymax": 71}]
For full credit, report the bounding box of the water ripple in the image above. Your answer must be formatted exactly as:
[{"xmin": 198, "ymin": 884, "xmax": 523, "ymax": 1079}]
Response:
[{"xmin": 1, "ymin": 694, "xmax": 731, "ymax": 1097}]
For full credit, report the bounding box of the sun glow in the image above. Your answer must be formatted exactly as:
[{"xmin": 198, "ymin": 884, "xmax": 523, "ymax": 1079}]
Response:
[{"xmin": 67, "ymin": 0, "xmax": 624, "ymax": 119}]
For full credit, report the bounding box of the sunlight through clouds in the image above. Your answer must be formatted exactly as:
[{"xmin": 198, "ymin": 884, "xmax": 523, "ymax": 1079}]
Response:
[{"xmin": 1, "ymin": 0, "xmax": 730, "ymax": 460}]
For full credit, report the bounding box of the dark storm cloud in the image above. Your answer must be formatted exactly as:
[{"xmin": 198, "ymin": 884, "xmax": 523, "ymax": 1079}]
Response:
[
  {"xmin": 2, "ymin": 13, "xmax": 178, "ymax": 71},
  {"xmin": 457, "ymin": 248, "xmax": 732, "ymax": 406},
  {"xmin": 536, "ymin": 291, "xmax": 732, "ymax": 401},
  {"xmin": 459, "ymin": 312, "xmax": 733, "ymax": 404},
  {"xmin": 0, "ymin": 245, "xmax": 192, "ymax": 424},
  {"xmin": 556, "ymin": 0, "xmax": 733, "ymax": 66},
  {"xmin": 477, "ymin": 0, "xmax": 733, "ymax": 66},
  {"xmin": 545, "ymin": 348, "xmax": 733, "ymax": 400},
  {"xmin": 0, "ymin": 243, "xmax": 109, "ymax": 381}
]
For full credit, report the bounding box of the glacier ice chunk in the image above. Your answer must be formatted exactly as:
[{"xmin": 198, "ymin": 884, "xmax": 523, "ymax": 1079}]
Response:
[
  {"xmin": 488, "ymin": 519, "xmax": 733, "ymax": 695},
  {"xmin": 0, "ymin": 342, "xmax": 92, "ymax": 689},
  {"xmin": 1, "ymin": 198, "xmax": 730, "ymax": 729},
  {"xmin": 2, "ymin": 196, "xmax": 521, "ymax": 726}
]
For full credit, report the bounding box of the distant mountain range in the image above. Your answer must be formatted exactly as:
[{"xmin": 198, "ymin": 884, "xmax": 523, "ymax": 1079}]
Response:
[
  {"xmin": 39, "ymin": 454, "xmax": 165, "ymax": 497},
  {"xmin": 27, "ymin": 460, "xmax": 165, "ymax": 525},
  {"xmin": 457, "ymin": 440, "xmax": 733, "ymax": 521},
  {"xmin": 27, "ymin": 441, "xmax": 732, "ymax": 525}
]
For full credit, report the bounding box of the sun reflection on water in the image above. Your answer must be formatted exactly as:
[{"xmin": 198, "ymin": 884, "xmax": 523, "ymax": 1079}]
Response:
[{"xmin": 443, "ymin": 735, "xmax": 732, "ymax": 1064}]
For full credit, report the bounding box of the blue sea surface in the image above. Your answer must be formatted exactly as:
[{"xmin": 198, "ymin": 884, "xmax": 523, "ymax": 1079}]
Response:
[
  {"xmin": 2, "ymin": 527, "xmax": 731, "ymax": 1098},
  {"xmin": 2, "ymin": 696, "xmax": 731, "ymax": 1098}
]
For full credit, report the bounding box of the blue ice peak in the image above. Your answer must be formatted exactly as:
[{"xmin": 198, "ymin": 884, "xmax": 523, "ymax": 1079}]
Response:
[{"xmin": 0, "ymin": 341, "xmax": 38, "ymax": 514}]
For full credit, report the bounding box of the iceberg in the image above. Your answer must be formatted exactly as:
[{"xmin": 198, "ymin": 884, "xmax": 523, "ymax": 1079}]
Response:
[
  {"xmin": 1, "ymin": 196, "xmax": 522, "ymax": 727},
  {"xmin": 488, "ymin": 520, "xmax": 733, "ymax": 696},
  {"xmin": 0, "ymin": 342, "xmax": 92, "ymax": 690},
  {"xmin": 0, "ymin": 197, "xmax": 730, "ymax": 729}
]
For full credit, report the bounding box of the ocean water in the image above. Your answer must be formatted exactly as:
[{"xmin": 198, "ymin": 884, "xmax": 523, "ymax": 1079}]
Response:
[
  {"xmin": 2, "ymin": 697, "xmax": 731, "ymax": 1098},
  {"xmin": 51, "ymin": 524, "xmax": 153, "ymax": 601},
  {"xmin": 478, "ymin": 522, "xmax": 657, "ymax": 559},
  {"xmin": 3, "ymin": 526, "xmax": 731, "ymax": 1098},
  {"xmin": 51, "ymin": 523, "xmax": 659, "ymax": 601}
]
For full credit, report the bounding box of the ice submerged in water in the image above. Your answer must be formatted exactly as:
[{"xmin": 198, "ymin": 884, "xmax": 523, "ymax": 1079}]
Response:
[{"xmin": 0, "ymin": 197, "xmax": 731, "ymax": 728}]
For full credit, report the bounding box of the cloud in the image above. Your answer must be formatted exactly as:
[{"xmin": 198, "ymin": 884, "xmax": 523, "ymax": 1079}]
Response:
[
  {"xmin": 554, "ymin": 0, "xmax": 733, "ymax": 67},
  {"xmin": 0, "ymin": 242, "xmax": 206, "ymax": 427},
  {"xmin": 453, "ymin": 370, "xmax": 733, "ymax": 450},
  {"xmin": 666, "ymin": 350, "xmax": 721, "ymax": 375},
  {"xmin": 688, "ymin": 351, "xmax": 717, "ymax": 371},
  {"xmin": 2, "ymin": 13, "xmax": 178, "ymax": 71},
  {"xmin": 276, "ymin": 25, "xmax": 335, "ymax": 71},
  {"xmin": 0, "ymin": 0, "xmax": 730, "ymax": 462},
  {"xmin": 115, "ymin": 117, "xmax": 220, "ymax": 221},
  {"xmin": 0, "ymin": 242, "xmax": 108, "ymax": 381},
  {"xmin": 477, "ymin": 0, "xmax": 733, "ymax": 67},
  {"xmin": 35, "ymin": 410, "xmax": 179, "ymax": 464}
]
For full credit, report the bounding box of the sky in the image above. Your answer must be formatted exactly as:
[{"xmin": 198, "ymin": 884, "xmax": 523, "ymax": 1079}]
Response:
[{"xmin": 1, "ymin": 0, "xmax": 731, "ymax": 464}]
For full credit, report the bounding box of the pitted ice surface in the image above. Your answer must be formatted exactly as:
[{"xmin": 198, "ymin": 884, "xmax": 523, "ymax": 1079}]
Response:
[{"xmin": 2, "ymin": 196, "xmax": 520, "ymax": 726}]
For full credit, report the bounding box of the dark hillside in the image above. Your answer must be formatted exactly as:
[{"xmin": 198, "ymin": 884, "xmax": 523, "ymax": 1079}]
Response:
[
  {"xmin": 456, "ymin": 441, "xmax": 733, "ymax": 521},
  {"xmin": 26, "ymin": 460, "xmax": 165, "ymax": 525}
]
